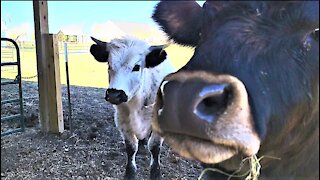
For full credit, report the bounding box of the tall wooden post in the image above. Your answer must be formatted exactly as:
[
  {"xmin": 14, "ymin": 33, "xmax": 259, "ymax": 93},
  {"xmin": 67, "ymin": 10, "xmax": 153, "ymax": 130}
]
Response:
[{"xmin": 33, "ymin": 1, "xmax": 64, "ymax": 133}]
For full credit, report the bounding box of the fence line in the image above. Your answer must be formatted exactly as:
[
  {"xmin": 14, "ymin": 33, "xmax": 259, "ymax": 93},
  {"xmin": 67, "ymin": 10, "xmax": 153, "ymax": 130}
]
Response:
[{"xmin": 1, "ymin": 42, "xmax": 93, "ymax": 83}]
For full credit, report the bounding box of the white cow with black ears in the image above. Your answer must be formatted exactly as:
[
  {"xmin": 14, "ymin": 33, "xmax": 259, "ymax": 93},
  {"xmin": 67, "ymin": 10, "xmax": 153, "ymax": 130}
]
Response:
[{"xmin": 90, "ymin": 36, "xmax": 175, "ymax": 180}]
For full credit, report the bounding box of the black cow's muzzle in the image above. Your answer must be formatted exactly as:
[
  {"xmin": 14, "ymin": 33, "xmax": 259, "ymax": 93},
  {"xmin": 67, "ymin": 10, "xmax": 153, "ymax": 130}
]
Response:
[
  {"xmin": 158, "ymin": 79, "xmax": 231, "ymax": 140},
  {"xmin": 152, "ymin": 71, "xmax": 260, "ymax": 164},
  {"xmin": 105, "ymin": 88, "xmax": 128, "ymax": 105}
]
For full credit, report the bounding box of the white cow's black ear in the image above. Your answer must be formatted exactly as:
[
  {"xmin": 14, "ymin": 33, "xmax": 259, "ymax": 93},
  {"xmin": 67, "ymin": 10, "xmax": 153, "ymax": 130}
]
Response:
[
  {"xmin": 145, "ymin": 46, "xmax": 167, "ymax": 68},
  {"xmin": 90, "ymin": 37, "xmax": 109, "ymax": 62},
  {"xmin": 152, "ymin": 1, "xmax": 204, "ymax": 46}
]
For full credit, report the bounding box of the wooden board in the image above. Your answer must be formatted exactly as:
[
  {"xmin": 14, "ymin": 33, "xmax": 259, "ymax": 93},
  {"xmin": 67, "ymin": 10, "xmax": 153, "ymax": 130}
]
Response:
[{"xmin": 33, "ymin": 1, "xmax": 64, "ymax": 133}]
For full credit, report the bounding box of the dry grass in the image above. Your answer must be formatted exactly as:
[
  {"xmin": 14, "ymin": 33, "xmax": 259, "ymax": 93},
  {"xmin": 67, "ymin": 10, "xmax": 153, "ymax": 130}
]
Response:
[
  {"xmin": 1, "ymin": 43, "xmax": 193, "ymax": 88},
  {"xmin": 1, "ymin": 81, "xmax": 203, "ymax": 179},
  {"xmin": 198, "ymin": 155, "xmax": 281, "ymax": 180}
]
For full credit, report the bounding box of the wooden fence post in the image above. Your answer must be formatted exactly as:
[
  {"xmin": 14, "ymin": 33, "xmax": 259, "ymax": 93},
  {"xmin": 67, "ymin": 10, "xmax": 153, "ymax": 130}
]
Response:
[{"xmin": 33, "ymin": 1, "xmax": 64, "ymax": 133}]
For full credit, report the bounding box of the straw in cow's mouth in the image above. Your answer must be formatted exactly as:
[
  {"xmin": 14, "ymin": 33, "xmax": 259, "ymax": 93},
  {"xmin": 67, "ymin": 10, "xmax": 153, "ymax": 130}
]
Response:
[{"xmin": 197, "ymin": 155, "xmax": 281, "ymax": 180}]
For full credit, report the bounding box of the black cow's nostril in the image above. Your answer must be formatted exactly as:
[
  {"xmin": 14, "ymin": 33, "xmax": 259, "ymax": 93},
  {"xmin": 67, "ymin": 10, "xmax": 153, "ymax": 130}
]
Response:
[
  {"xmin": 194, "ymin": 84, "xmax": 232, "ymax": 123},
  {"xmin": 158, "ymin": 79, "xmax": 234, "ymax": 141}
]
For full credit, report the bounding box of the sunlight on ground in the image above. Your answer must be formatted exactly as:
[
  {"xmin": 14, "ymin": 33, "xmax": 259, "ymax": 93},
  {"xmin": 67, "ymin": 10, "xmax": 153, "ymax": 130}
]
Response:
[{"xmin": 1, "ymin": 44, "xmax": 193, "ymax": 88}]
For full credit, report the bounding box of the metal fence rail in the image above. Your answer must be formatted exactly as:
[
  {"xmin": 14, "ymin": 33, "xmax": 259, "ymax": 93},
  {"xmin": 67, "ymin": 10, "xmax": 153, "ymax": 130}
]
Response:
[{"xmin": 1, "ymin": 37, "xmax": 25, "ymax": 136}]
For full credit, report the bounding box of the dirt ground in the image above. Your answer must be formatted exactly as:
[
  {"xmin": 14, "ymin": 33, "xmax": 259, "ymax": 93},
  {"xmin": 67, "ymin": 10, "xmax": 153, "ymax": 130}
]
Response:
[{"xmin": 1, "ymin": 80, "xmax": 203, "ymax": 180}]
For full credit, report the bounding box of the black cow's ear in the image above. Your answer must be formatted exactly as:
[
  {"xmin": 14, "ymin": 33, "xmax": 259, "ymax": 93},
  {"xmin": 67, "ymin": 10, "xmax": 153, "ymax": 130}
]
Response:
[
  {"xmin": 152, "ymin": 1, "xmax": 204, "ymax": 46},
  {"xmin": 145, "ymin": 46, "xmax": 167, "ymax": 68},
  {"xmin": 90, "ymin": 37, "xmax": 109, "ymax": 62}
]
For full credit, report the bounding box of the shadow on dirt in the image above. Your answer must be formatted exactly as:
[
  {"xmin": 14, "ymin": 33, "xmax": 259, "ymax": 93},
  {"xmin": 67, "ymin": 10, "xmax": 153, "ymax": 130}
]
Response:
[{"xmin": 1, "ymin": 80, "xmax": 202, "ymax": 179}]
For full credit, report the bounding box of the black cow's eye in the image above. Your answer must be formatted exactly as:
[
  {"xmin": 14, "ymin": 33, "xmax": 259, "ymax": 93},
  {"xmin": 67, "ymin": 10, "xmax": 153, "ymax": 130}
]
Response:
[{"xmin": 132, "ymin": 65, "xmax": 140, "ymax": 72}]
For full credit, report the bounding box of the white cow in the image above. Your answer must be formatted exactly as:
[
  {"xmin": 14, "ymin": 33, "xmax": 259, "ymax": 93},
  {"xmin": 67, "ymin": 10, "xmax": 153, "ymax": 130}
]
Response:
[{"xmin": 90, "ymin": 36, "xmax": 175, "ymax": 180}]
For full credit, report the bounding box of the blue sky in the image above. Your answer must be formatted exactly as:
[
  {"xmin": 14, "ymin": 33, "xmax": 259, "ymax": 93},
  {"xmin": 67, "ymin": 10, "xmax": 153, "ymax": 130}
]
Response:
[
  {"xmin": 1, "ymin": 1, "xmax": 205, "ymax": 38},
  {"xmin": 2, "ymin": 1, "xmax": 158, "ymax": 34}
]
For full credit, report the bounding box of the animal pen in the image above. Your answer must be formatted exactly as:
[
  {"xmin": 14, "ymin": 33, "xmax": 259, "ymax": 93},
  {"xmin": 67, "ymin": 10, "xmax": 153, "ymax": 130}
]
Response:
[
  {"xmin": 2, "ymin": 1, "xmax": 68, "ymax": 135},
  {"xmin": 1, "ymin": 2, "xmax": 206, "ymax": 179},
  {"xmin": 1, "ymin": 38, "xmax": 25, "ymax": 136}
]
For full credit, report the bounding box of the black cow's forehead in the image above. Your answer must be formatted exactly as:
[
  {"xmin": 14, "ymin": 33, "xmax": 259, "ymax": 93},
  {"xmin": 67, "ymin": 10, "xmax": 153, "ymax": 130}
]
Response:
[
  {"xmin": 180, "ymin": 2, "xmax": 319, "ymax": 139},
  {"xmin": 152, "ymin": 1, "xmax": 319, "ymax": 176}
]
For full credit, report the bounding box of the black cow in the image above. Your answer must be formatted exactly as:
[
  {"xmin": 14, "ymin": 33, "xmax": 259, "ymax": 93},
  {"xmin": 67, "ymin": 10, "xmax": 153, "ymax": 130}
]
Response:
[{"xmin": 151, "ymin": 1, "xmax": 319, "ymax": 179}]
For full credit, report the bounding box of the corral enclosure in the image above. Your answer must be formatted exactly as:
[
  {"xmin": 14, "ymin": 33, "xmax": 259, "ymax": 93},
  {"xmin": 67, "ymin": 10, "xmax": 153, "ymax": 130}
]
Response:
[
  {"xmin": 1, "ymin": 1, "xmax": 194, "ymax": 87},
  {"xmin": 1, "ymin": 42, "xmax": 193, "ymax": 87},
  {"xmin": 1, "ymin": 1, "xmax": 202, "ymax": 179}
]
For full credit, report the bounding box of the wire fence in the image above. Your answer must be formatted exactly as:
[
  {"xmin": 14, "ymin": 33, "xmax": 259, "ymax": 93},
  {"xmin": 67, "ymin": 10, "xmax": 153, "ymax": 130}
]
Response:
[
  {"xmin": 1, "ymin": 42, "xmax": 93, "ymax": 81},
  {"xmin": 1, "ymin": 41, "xmax": 91, "ymax": 133},
  {"xmin": 1, "ymin": 40, "xmax": 192, "ymax": 88}
]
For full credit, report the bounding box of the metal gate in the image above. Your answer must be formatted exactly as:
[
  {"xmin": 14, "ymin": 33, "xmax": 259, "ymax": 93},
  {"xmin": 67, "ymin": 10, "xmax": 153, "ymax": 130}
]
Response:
[{"xmin": 1, "ymin": 37, "xmax": 25, "ymax": 136}]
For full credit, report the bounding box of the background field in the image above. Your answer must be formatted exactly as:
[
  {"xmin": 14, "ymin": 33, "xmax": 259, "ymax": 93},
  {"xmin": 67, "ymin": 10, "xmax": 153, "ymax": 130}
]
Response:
[
  {"xmin": 1, "ymin": 41, "xmax": 200, "ymax": 180},
  {"xmin": 1, "ymin": 42, "xmax": 194, "ymax": 88}
]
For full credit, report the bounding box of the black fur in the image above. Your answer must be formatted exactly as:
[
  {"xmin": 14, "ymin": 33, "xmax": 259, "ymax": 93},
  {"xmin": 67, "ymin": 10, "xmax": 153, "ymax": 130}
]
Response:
[
  {"xmin": 145, "ymin": 48, "xmax": 167, "ymax": 68},
  {"xmin": 313, "ymin": 29, "xmax": 319, "ymax": 41},
  {"xmin": 152, "ymin": 1, "xmax": 204, "ymax": 46},
  {"xmin": 90, "ymin": 44, "xmax": 109, "ymax": 62},
  {"xmin": 149, "ymin": 140, "xmax": 162, "ymax": 180},
  {"xmin": 124, "ymin": 140, "xmax": 137, "ymax": 180},
  {"xmin": 153, "ymin": 1, "xmax": 319, "ymax": 178},
  {"xmin": 182, "ymin": 1, "xmax": 319, "ymax": 138}
]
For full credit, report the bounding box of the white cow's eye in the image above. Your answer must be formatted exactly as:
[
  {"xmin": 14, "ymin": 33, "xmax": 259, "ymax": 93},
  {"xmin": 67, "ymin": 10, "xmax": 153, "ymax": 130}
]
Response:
[{"xmin": 132, "ymin": 65, "xmax": 140, "ymax": 72}]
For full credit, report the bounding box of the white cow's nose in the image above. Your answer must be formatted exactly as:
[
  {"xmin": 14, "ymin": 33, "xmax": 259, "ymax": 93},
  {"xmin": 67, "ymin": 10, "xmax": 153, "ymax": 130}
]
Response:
[{"xmin": 105, "ymin": 88, "xmax": 128, "ymax": 105}]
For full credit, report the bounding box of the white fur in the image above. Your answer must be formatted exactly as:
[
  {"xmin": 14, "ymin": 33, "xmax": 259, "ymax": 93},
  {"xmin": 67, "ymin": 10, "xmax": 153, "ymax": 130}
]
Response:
[
  {"xmin": 107, "ymin": 36, "xmax": 174, "ymax": 139},
  {"xmin": 106, "ymin": 37, "xmax": 175, "ymax": 169}
]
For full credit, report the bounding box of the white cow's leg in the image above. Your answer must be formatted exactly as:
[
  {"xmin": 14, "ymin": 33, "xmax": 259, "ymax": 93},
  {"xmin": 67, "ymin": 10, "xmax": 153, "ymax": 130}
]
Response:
[
  {"xmin": 122, "ymin": 131, "xmax": 138, "ymax": 180},
  {"xmin": 148, "ymin": 132, "xmax": 163, "ymax": 180},
  {"xmin": 115, "ymin": 110, "xmax": 138, "ymax": 179}
]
